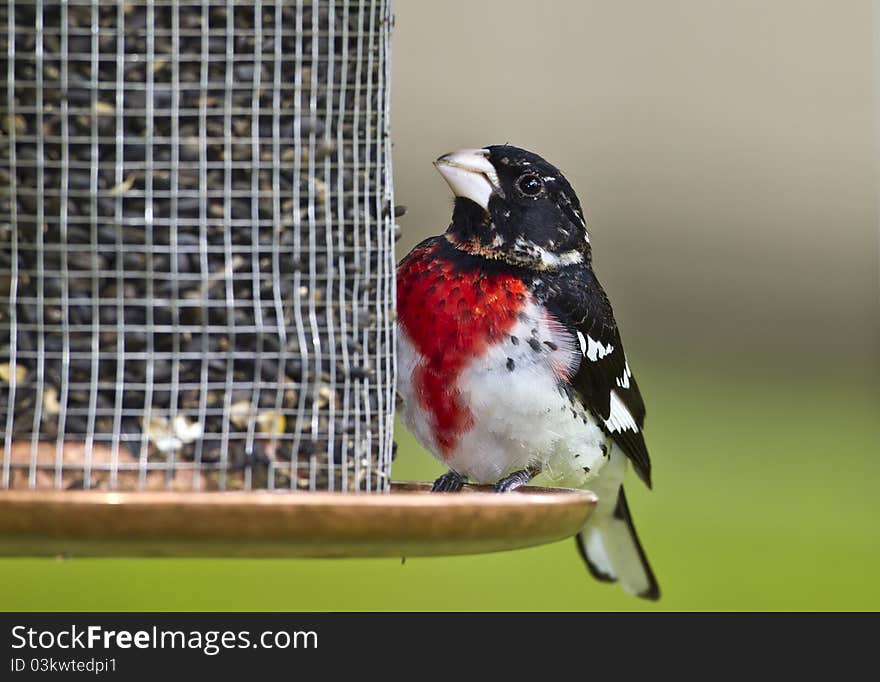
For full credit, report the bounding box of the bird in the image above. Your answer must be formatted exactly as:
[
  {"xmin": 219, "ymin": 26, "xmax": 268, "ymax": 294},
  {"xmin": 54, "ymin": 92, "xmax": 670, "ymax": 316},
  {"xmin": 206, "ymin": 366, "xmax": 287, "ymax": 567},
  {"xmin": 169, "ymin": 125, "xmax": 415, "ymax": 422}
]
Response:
[{"xmin": 395, "ymin": 145, "xmax": 659, "ymax": 599}]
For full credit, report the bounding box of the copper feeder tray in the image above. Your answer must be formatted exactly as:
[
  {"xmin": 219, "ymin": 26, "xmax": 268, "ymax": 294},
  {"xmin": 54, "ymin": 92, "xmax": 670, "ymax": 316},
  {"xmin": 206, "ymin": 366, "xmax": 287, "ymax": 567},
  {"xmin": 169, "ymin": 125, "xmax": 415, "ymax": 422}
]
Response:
[{"xmin": 0, "ymin": 482, "xmax": 596, "ymax": 558}]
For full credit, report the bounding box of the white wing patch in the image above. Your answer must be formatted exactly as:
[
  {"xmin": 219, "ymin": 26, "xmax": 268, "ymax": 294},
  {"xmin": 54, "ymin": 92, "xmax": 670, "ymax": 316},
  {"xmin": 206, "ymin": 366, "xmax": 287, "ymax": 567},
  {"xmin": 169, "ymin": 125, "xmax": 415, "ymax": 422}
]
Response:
[
  {"xmin": 576, "ymin": 331, "xmax": 587, "ymax": 355},
  {"xmin": 586, "ymin": 335, "xmax": 614, "ymax": 362},
  {"xmin": 604, "ymin": 390, "xmax": 638, "ymax": 433},
  {"xmin": 616, "ymin": 361, "xmax": 632, "ymax": 389}
]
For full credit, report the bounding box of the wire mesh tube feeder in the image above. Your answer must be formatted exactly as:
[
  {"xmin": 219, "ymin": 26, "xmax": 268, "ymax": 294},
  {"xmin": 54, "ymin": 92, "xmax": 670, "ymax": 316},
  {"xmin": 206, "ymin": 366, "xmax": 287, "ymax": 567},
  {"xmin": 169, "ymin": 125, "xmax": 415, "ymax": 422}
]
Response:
[{"xmin": 0, "ymin": 0, "xmax": 594, "ymax": 558}]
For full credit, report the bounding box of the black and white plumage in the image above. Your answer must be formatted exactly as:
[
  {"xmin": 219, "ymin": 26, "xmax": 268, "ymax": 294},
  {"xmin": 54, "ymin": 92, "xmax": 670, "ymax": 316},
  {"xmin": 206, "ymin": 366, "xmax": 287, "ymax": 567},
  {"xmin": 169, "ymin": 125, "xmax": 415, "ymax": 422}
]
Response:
[
  {"xmin": 531, "ymin": 257, "xmax": 658, "ymax": 598},
  {"xmin": 534, "ymin": 266, "xmax": 652, "ymax": 487},
  {"xmin": 396, "ymin": 145, "xmax": 659, "ymax": 599}
]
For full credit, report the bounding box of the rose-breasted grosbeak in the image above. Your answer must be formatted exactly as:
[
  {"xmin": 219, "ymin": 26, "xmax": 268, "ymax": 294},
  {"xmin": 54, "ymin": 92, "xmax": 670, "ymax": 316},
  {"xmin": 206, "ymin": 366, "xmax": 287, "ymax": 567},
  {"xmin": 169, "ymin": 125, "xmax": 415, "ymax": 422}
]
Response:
[{"xmin": 396, "ymin": 146, "xmax": 659, "ymax": 600}]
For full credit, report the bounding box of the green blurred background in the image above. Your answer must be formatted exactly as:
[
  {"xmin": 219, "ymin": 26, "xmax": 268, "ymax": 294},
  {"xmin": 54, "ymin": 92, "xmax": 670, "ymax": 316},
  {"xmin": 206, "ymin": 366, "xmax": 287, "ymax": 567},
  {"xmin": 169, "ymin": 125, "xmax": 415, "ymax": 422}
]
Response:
[{"xmin": 1, "ymin": 0, "xmax": 878, "ymax": 611}]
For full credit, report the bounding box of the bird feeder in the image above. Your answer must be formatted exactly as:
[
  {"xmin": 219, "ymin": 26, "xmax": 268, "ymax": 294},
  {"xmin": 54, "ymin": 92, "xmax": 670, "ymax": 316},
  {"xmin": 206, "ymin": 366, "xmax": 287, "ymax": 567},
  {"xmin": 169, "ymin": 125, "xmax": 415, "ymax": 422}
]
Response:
[{"xmin": 0, "ymin": 0, "xmax": 593, "ymax": 558}]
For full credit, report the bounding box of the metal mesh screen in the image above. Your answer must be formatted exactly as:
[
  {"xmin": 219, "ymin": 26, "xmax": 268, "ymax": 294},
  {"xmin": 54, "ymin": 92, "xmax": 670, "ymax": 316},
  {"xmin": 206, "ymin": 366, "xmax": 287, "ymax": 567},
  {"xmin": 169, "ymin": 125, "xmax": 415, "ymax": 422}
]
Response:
[{"xmin": 0, "ymin": 0, "xmax": 396, "ymax": 492}]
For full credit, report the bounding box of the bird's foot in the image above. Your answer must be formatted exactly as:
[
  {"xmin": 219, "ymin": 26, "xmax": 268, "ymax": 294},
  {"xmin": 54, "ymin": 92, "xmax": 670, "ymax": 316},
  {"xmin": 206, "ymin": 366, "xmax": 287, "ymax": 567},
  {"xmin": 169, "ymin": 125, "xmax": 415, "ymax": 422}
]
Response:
[
  {"xmin": 493, "ymin": 465, "xmax": 541, "ymax": 493},
  {"xmin": 431, "ymin": 470, "xmax": 466, "ymax": 493}
]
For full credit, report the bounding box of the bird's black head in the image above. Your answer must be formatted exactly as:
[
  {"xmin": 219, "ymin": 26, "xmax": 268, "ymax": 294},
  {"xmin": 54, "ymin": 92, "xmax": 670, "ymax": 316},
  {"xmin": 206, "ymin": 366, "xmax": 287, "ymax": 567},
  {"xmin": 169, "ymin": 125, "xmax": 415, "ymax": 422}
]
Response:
[{"xmin": 435, "ymin": 145, "xmax": 590, "ymax": 269}]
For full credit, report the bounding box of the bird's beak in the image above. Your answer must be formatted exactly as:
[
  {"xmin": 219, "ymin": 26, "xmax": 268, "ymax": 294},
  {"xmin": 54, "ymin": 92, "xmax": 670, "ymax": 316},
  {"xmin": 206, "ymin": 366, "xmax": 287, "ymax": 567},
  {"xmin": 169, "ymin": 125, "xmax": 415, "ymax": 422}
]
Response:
[{"xmin": 433, "ymin": 148, "xmax": 502, "ymax": 210}]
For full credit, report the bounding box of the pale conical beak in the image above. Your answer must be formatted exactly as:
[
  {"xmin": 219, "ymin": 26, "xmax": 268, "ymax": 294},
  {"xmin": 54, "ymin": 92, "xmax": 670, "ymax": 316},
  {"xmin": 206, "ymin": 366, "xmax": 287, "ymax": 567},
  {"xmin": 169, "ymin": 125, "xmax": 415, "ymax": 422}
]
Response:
[{"xmin": 433, "ymin": 148, "xmax": 502, "ymax": 210}]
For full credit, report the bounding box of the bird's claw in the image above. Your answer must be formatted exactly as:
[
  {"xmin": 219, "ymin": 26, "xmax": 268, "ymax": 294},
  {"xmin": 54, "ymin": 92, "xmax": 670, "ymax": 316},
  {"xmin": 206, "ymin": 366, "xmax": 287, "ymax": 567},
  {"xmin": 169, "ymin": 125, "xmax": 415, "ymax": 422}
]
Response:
[
  {"xmin": 431, "ymin": 470, "xmax": 466, "ymax": 493},
  {"xmin": 493, "ymin": 467, "xmax": 539, "ymax": 492}
]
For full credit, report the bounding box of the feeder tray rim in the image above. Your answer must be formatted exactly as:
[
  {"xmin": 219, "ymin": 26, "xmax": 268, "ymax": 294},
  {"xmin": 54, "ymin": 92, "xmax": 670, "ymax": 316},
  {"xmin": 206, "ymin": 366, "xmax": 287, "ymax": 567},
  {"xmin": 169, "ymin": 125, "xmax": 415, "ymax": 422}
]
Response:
[{"xmin": 0, "ymin": 481, "xmax": 597, "ymax": 504}]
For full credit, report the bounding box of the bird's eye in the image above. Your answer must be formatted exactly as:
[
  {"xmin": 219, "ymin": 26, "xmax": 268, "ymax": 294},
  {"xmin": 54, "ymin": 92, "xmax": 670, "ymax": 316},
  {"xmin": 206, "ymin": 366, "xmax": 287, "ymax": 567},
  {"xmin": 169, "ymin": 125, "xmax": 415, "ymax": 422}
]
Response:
[{"xmin": 516, "ymin": 174, "xmax": 543, "ymax": 197}]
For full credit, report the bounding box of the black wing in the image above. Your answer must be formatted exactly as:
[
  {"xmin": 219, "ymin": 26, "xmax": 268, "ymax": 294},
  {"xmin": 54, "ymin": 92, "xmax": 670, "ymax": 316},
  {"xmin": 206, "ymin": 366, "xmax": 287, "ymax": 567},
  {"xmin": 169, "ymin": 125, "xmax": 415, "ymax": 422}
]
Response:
[{"xmin": 538, "ymin": 266, "xmax": 653, "ymax": 488}]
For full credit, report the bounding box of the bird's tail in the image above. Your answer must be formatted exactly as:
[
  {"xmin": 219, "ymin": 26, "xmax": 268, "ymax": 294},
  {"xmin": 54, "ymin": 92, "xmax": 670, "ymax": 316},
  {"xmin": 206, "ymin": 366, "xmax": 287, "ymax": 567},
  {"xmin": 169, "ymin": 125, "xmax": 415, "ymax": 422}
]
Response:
[{"xmin": 575, "ymin": 486, "xmax": 660, "ymax": 600}]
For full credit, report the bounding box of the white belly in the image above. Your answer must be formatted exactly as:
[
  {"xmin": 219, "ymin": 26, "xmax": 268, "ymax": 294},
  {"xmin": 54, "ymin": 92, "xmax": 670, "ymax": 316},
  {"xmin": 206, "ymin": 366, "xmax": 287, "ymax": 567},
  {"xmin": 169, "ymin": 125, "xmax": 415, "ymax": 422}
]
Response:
[{"xmin": 397, "ymin": 303, "xmax": 613, "ymax": 487}]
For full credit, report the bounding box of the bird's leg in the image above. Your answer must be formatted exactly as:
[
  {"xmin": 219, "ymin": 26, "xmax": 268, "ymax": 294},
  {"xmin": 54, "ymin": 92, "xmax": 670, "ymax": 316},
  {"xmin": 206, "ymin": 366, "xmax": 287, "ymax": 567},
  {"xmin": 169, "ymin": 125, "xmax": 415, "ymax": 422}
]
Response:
[
  {"xmin": 431, "ymin": 470, "xmax": 467, "ymax": 493},
  {"xmin": 494, "ymin": 464, "xmax": 542, "ymax": 493}
]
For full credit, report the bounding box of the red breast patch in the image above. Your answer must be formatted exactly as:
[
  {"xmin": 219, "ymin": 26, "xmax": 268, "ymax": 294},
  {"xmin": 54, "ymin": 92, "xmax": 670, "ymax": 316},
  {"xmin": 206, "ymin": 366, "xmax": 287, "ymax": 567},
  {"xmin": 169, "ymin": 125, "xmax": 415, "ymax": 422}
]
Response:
[{"xmin": 397, "ymin": 242, "xmax": 528, "ymax": 456}]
